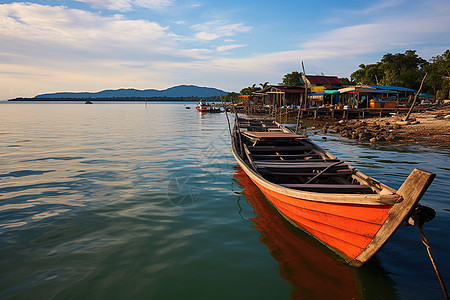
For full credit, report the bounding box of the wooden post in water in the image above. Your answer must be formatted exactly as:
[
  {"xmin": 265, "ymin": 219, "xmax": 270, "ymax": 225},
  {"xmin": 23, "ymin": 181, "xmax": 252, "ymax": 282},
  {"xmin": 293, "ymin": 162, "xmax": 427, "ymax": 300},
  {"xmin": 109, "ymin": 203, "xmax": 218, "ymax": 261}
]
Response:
[
  {"xmin": 301, "ymin": 62, "xmax": 308, "ymax": 119},
  {"xmin": 295, "ymin": 107, "xmax": 301, "ymax": 133},
  {"xmin": 221, "ymin": 94, "xmax": 232, "ymax": 139},
  {"xmin": 405, "ymin": 72, "xmax": 427, "ymax": 121},
  {"xmin": 295, "ymin": 61, "xmax": 307, "ymax": 133},
  {"xmin": 231, "ymin": 96, "xmax": 244, "ymax": 156}
]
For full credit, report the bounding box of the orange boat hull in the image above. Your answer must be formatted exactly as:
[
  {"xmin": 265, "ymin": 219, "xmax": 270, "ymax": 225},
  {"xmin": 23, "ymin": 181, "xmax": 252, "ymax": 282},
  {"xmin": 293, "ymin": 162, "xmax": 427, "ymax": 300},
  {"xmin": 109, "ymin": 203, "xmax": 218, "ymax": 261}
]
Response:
[
  {"xmin": 253, "ymin": 180, "xmax": 392, "ymax": 261},
  {"xmin": 234, "ymin": 166, "xmax": 366, "ymax": 299}
]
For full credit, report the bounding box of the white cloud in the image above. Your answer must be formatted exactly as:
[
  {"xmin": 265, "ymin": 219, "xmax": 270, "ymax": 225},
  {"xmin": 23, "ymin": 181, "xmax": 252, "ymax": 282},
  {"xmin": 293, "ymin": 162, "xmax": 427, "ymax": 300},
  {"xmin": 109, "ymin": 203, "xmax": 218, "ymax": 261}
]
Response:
[
  {"xmin": 358, "ymin": 0, "xmax": 406, "ymax": 14},
  {"xmin": 181, "ymin": 4, "xmax": 450, "ymax": 87},
  {"xmin": 191, "ymin": 20, "xmax": 252, "ymax": 41},
  {"xmin": 216, "ymin": 44, "xmax": 244, "ymax": 52},
  {"xmin": 0, "ymin": 2, "xmax": 187, "ymax": 99},
  {"xmin": 1, "ymin": 1, "xmax": 449, "ymax": 100},
  {"xmin": 134, "ymin": 0, "xmax": 174, "ymax": 10},
  {"xmin": 74, "ymin": 0, "xmax": 174, "ymax": 11},
  {"xmin": 0, "ymin": 3, "xmax": 174, "ymax": 52},
  {"xmin": 75, "ymin": 0, "xmax": 132, "ymax": 11},
  {"xmin": 194, "ymin": 32, "xmax": 219, "ymax": 41},
  {"xmin": 300, "ymin": 12, "xmax": 450, "ymax": 60},
  {"xmin": 180, "ymin": 48, "xmax": 213, "ymax": 56}
]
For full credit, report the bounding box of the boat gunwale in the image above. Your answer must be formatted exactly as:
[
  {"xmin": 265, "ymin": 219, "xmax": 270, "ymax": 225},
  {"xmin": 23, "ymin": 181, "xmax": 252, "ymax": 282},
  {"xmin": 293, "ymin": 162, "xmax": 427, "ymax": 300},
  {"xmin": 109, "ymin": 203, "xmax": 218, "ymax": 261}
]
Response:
[{"xmin": 231, "ymin": 133, "xmax": 401, "ymax": 206}]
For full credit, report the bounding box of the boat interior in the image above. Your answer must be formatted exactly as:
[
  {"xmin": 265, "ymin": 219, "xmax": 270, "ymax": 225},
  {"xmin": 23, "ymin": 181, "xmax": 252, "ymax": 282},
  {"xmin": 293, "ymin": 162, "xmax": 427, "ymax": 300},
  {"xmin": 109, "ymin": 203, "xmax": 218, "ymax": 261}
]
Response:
[{"xmin": 236, "ymin": 118, "xmax": 379, "ymax": 194}]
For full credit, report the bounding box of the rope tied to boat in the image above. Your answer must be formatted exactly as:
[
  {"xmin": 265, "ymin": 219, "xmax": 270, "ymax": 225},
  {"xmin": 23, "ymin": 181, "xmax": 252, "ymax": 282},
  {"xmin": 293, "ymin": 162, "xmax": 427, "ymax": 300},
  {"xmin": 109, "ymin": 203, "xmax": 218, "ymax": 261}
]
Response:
[
  {"xmin": 408, "ymin": 205, "xmax": 449, "ymax": 299},
  {"xmin": 304, "ymin": 161, "xmax": 344, "ymax": 184}
]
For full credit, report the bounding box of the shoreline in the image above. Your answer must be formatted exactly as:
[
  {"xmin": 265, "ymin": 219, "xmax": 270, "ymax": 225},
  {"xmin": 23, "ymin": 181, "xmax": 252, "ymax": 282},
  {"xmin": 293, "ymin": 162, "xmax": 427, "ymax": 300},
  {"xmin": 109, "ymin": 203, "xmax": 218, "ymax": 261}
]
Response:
[
  {"xmin": 5, "ymin": 98, "xmax": 202, "ymax": 102},
  {"xmin": 328, "ymin": 104, "xmax": 450, "ymax": 149}
]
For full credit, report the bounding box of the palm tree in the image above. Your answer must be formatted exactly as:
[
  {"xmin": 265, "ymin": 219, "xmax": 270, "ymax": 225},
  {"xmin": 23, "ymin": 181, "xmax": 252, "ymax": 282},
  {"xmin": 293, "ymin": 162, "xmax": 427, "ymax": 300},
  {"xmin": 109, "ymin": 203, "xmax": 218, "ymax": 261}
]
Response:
[{"xmin": 259, "ymin": 82, "xmax": 269, "ymax": 89}]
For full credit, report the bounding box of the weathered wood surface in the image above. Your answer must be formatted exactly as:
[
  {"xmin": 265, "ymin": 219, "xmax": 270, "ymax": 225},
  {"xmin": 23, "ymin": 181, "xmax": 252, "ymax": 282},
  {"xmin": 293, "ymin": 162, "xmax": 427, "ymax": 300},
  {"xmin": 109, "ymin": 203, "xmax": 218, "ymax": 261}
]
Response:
[
  {"xmin": 269, "ymin": 170, "xmax": 354, "ymax": 177},
  {"xmin": 231, "ymin": 118, "xmax": 435, "ymax": 266},
  {"xmin": 248, "ymin": 145, "xmax": 313, "ymax": 152},
  {"xmin": 352, "ymin": 168, "xmax": 436, "ymax": 266},
  {"xmin": 233, "ymin": 138, "xmax": 401, "ymax": 205},
  {"xmin": 243, "ymin": 131, "xmax": 306, "ymax": 139},
  {"xmin": 255, "ymin": 159, "xmax": 341, "ymax": 164},
  {"xmin": 279, "ymin": 183, "xmax": 374, "ymax": 193}
]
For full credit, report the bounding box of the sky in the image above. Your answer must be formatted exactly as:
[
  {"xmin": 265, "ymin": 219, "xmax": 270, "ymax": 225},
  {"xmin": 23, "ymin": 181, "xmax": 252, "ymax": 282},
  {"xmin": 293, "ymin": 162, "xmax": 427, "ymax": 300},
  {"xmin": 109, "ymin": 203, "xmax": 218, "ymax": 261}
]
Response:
[{"xmin": 1, "ymin": 0, "xmax": 449, "ymax": 100}]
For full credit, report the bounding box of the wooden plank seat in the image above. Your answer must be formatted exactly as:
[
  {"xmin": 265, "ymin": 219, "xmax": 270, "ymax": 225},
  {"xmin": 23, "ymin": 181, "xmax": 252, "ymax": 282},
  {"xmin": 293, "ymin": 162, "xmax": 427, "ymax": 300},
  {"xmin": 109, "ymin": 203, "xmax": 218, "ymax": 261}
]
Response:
[
  {"xmin": 254, "ymin": 159, "xmax": 342, "ymax": 166},
  {"xmin": 247, "ymin": 145, "xmax": 314, "ymax": 152},
  {"xmin": 239, "ymin": 126, "xmax": 276, "ymax": 132},
  {"xmin": 256, "ymin": 162, "xmax": 349, "ymax": 174},
  {"xmin": 268, "ymin": 169, "xmax": 354, "ymax": 176},
  {"xmin": 243, "ymin": 131, "xmax": 306, "ymax": 140},
  {"xmin": 250, "ymin": 154, "xmax": 323, "ymax": 159},
  {"xmin": 279, "ymin": 183, "xmax": 374, "ymax": 193},
  {"xmin": 238, "ymin": 120, "xmax": 275, "ymax": 126}
]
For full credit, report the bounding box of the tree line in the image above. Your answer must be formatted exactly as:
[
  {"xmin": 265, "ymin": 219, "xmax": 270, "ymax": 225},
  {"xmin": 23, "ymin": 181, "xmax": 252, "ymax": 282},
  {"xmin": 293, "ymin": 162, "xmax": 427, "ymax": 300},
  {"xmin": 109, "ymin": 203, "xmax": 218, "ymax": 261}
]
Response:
[
  {"xmin": 239, "ymin": 50, "xmax": 450, "ymax": 99},
  {"xmin": 350, "ymin": 50, "xmax": 449, "ymax": 99}
]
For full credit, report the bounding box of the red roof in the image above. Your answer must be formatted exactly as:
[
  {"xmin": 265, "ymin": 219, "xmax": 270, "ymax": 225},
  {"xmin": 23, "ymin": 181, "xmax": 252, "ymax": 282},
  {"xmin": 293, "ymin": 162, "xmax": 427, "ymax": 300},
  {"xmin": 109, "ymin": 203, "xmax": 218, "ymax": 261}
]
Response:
[
  {"xmin": 274, "ymin": 86, "xmax": 305, "ymax": 93},
  {"xmin": 306, "ymin": 75, "xmax": 343, "ymax": 86}
]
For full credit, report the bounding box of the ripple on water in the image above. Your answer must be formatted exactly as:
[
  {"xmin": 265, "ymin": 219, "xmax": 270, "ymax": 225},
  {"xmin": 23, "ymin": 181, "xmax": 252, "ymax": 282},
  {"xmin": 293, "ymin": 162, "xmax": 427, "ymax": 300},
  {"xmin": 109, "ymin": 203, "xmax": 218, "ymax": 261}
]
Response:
[
  {"xmin": 0, "ymin": 103, "xmax": 449, "ymax": 300},
  {"xmin": 0, "ymin": 170, "xmax": 55, "ymax": 178}
]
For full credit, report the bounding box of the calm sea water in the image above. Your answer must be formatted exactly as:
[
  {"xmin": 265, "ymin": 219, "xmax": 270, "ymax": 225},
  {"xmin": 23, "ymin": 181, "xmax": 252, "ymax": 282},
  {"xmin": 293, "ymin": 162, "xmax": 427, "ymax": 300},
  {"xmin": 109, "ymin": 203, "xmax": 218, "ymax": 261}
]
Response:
[{"xmin": 0, "ymin": 102, "xmax": 449, "ymax": 300}]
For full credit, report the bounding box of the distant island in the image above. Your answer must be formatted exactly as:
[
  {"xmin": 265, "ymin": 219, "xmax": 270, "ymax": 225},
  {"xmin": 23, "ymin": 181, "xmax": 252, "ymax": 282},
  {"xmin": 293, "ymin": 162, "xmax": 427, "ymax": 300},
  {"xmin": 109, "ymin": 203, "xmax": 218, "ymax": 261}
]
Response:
[{"xmin": 8, "ymin": 85, "xmax": 229, "ymax": 102}]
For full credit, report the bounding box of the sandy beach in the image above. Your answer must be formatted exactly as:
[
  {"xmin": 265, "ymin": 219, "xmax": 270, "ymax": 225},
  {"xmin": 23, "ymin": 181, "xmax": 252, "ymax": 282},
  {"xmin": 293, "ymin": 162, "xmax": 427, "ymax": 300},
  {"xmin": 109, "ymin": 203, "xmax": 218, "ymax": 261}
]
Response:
[{"xmin": 395, "ymin": 105, "xmax": 450, "ymax": 148}]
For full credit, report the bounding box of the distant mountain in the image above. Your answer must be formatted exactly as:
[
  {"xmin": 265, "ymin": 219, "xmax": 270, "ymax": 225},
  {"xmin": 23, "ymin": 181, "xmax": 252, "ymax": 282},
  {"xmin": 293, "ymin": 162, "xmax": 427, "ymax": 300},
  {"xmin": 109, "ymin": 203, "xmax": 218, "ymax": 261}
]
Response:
[{"xmin": 35, "ymin": 85, "xmax": 229, "ymax": 99}]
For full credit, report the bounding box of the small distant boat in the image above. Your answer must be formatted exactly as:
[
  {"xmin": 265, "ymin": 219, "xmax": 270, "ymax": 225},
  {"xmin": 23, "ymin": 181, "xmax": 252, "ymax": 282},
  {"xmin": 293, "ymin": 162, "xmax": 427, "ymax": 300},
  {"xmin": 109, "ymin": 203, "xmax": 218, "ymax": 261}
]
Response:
[
  {"xmin": 231, "ymin": 117, "xmax": 435, "ymax": 266},
  {"xmin": 85, "ymin": 100, "xmax": 93, "ymax": 104},
  {"xmin": 196, "ymin": 100, "xmax": 221, "ymax": 113},
  {"xmin": 185, "ymin": 106, "xmax": 191, "ymax": 109}
]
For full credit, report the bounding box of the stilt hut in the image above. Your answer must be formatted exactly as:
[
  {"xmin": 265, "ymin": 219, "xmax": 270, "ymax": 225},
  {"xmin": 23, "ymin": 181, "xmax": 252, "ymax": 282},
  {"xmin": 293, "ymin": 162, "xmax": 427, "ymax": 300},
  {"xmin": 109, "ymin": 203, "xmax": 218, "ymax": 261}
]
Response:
[
  {"xmin": 252, "ymin": 86, "xmax": 306, "ymax": 108},
  {"xmin": 338, "ymin": 85, "xmax": 416, "ymax": 109},
  {"xmin": 304, "ymin": 75, "xmax": 343, "ymax": 107}
]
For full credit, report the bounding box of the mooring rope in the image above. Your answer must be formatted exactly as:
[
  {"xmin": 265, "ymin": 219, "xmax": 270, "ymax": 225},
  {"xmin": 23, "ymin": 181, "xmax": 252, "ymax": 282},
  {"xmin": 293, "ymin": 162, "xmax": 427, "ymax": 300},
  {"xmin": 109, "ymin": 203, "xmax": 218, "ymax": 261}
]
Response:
[{"xmin": 418, "ymin": 225, "xmax": 449, "ymax": 299}]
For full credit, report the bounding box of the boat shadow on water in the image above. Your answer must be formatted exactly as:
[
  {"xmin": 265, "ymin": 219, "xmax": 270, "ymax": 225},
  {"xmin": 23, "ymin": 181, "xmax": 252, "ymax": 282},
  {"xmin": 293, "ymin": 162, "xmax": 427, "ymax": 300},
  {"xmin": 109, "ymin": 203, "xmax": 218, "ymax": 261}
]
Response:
[{"xmin": 233, "ymin": 166, "xmax": 400, "ymax": 300}]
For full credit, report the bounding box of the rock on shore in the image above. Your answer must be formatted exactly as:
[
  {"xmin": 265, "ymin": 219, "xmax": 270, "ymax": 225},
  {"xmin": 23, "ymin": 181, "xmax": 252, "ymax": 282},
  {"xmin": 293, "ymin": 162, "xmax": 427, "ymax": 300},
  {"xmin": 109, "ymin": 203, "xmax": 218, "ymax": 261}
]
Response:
[
  {"xmin": 328, "ymin": 104, "xmax": 450, "ymax": 148},
  {"xmin": 330, "ymin": 119, "xmax": 399, "ymax": 143}
]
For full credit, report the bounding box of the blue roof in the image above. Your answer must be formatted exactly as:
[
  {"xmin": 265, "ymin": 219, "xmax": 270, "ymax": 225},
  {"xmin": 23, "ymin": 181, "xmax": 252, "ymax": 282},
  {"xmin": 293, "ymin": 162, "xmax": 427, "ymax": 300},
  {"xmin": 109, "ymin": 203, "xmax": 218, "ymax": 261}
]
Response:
[
  {"xmin": 366, "ymin": 85, "xmax": 416, "ymax": 92},
  {"xmin": 421, "ymin": 93, "xmax": 434, "ymax": 98},
  {"xmin": 311, "ymin": 90, "xmax": 340, "ymax": 96}
]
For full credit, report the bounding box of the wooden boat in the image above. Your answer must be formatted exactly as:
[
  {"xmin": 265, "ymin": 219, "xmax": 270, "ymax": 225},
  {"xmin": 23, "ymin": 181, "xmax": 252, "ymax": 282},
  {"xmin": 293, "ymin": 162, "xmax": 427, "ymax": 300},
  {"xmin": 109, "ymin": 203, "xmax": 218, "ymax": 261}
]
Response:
[
  {"xmin": 196, "ymin": 100, "xmax": 221, "ymax": 112},
  {"xmin": 231, "ymin": 117, "xmax": 435, "ymax": 267}
]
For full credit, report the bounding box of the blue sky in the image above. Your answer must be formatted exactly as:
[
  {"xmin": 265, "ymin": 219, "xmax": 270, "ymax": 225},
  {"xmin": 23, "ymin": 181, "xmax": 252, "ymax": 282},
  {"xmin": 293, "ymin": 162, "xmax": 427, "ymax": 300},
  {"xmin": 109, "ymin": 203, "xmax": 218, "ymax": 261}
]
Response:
[{"xmin": 1, "ymin": 0, "xmax": 449, "ymax": 99}]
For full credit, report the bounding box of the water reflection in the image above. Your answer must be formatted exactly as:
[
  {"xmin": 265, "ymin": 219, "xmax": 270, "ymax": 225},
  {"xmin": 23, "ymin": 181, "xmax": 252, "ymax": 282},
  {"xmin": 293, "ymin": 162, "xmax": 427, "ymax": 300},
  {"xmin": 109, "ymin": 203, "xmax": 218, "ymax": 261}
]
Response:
[{"xmin": 233, "ymin": 166, "xmax": 399, "ymax": 300}]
